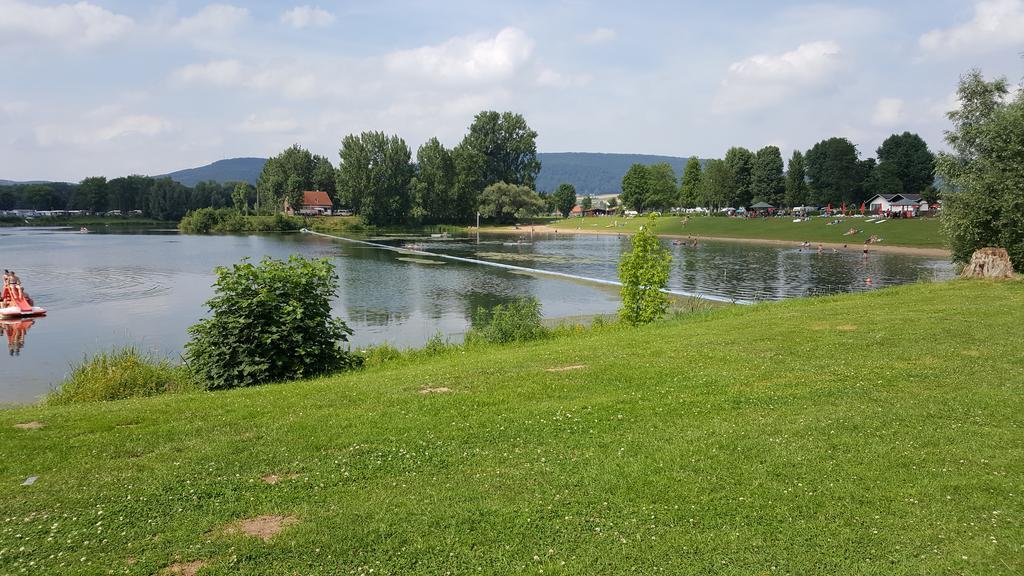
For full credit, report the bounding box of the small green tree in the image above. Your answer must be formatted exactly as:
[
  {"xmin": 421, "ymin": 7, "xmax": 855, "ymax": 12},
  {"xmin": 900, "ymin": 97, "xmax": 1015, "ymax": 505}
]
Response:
[
  {"xmin": 186, "ymin": 256, "xmax": 360, "ymax": 390},
  {"xmin": 581, "ymin": 195, "xmax": 593, "ymax": 210},
  {"xmin": 553, "ymin": 183, "xmax": 577, "ymax": 217},
  {"xmin": 619, "ymin": 219, "xmax": 672, "ymax": 325},
  {"xmin": 478, "ymin": 182, "xmax": 546, "ymax": 223}
]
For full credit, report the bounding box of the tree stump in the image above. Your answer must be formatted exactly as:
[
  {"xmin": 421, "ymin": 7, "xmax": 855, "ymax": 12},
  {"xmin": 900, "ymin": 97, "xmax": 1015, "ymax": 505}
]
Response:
[{"xmin": 960, "ymin": 247, "xmax": 1015, "ymax": 279}]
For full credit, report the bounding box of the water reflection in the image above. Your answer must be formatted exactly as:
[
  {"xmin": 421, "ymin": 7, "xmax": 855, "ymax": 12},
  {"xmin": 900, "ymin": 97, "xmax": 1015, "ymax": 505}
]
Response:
[{"xmin": 2, "ymin": 319, "xmax": 35, "ymax": 357}]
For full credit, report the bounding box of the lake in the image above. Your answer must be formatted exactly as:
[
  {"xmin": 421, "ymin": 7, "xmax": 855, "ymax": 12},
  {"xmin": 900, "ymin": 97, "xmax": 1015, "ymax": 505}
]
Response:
[{"xmin": 0, "ymin": 226, "xmax": 954, "ymax": 403}]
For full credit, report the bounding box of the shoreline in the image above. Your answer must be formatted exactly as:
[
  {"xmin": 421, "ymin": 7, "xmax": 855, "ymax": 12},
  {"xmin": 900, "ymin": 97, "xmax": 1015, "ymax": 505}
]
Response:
[{"xmin": 477, "ymin": 224, "xmax": 951, "ymax": 258}]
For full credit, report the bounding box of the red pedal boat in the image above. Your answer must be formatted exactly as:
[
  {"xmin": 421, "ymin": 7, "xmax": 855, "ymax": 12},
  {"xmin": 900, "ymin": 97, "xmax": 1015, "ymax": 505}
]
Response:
[{"xmin": 0, "ymin": 286, "xmax": 45, "ymax": 318}]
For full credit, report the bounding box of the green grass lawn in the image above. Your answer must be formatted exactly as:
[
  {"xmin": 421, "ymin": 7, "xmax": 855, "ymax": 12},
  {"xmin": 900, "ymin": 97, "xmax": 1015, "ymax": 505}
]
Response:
[
  {"xmin": 2, "ymin": 280, "xmax": 1022, "ymax": 574},
  {"xmin": 552, "ymin": 215, "xmax": 947, "ymax": 249}
]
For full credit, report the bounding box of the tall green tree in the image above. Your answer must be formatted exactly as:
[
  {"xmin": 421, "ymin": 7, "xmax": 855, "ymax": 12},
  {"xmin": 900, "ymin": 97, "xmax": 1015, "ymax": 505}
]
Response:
[
  {"xmin": 620, "ymin": 163, "xmax": 651, "ymax": 211},
  {"xmin": 679, "ymin": 157, "xmax": 702, "ymax": 208},
  {"xmin": 723, "ymin": 147, "xmax": 754, "ymax": 207},
  {"xmin": 699, "ymin": 159, "xmax": 731, "ymax": 211},
  {"xmin": 452, "ymin": 142, "xmax": 487, "ymax": 223},
  {"xmin": 805, "ymin": 137, "xmax": 867, "ymax": 206},
  {"xmin": 285, "ymin": 175, "xmax": 304, "ymax": 212},
  {"xmin": 784, "ymin": 151, "xmax": 808, "ymax": 208},
  {"xmin": 232, "ymin": 183, "xmax": 251, "ymax": 214},
  {"xmin": 553, "ymin": 183, "xmax": 577, "ymax": 217},
  {"xmin": 478, "ymin": 182, "xmax": 545, "ymax": 224},
  {"xmin": 312, "ymin": 155, "xmax": 337, "ymax": 199},
  {"xmin": 618, "ymin": 218, "xmax": 671, "ymax": 325},
  {"xmin": 647, "ymin": 163, "xmax": 677, "ymax": 211},
  {"xmin": 256, "ymin": 145, "xmax": 317, "ymax": 214},
  {"xmin": 938, "ymin": 69, "xmax": 1024, "ymax": 271},
  {"xmin": 875, "ymin": 132, "xmax": 935, "ymax": 195},
  {"xmin": 77, "ymin": 176, "xmax": 109, "ymax": 213},
  {"xmin": 410, "ymin": 138, "xmax": 457, "ymax": 224},
  {"xmin": 751, "ymin": 146, "xmax": 785, "ymax": 205},
  {"xmin": 336, "ymin": 131, "xmax": 414, "ymax": 226},
  {"xmin": 461, "ymin": 111, "xmax": 541, "ymax": 189}
]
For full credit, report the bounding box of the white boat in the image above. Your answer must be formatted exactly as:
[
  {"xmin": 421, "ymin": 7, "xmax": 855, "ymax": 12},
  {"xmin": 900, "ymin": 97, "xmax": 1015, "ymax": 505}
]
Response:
[{"xmin": 0, "ymin": 305, "xmax": 46, "ymax": 318}]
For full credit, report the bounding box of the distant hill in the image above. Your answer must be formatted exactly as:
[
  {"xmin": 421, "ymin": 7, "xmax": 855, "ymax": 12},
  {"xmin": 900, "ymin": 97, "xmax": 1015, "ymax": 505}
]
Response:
[
  {"xmin": 535, "ymin": 152, "xmax": 695, "ymax": 195},
  {"xmin": 154, "ymin": 153, "xmax": 695, "ymax": 195},
  {"xmin": 157, "ymin": 157, "xmax": 267, "ymax": 187}
]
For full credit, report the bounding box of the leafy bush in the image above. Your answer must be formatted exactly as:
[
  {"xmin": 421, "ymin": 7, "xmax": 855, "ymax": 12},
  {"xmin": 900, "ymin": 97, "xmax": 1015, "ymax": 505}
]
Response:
[
  {"xmin": 619, "ymin": 219, "xmax": 672, "ymax": 325},
  {"xmin": 467, "ymin": 297, "xmax": 548, "ymax": 344},
  {"xmin": 186, "ymin": 256, "xmax": 361, "ymax": 390},
  {"xmin": 178, "ymin": 208, "xmax": 304, "ymax": 233},
  {"xmin": 47, "ymin": 347, "xmax": 191, "ymax": 404}
]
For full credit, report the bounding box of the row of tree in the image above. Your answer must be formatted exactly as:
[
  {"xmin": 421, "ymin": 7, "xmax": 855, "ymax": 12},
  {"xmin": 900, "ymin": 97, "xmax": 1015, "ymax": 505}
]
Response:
[
  {"xmin": 0, "ymin": 176, "xmax": 256, "ymax": 221},
  {"xmin": 619, "ymin": 132, "xmax": 938, "ymax": 212},
  {"xmin": 256, "ymin": 111, "xmax": 544, "ymax": 226}
]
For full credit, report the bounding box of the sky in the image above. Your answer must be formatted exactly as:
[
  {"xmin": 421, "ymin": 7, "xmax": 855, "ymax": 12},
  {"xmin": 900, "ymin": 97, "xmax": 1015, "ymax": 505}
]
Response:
[{"xmin": 0, "ymin": 0, "xmax": 1022, "ymax": 182}]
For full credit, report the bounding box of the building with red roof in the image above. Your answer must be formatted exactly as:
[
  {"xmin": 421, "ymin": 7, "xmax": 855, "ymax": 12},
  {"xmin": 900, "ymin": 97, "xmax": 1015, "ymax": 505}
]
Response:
[{"xmin": 284, "ymin": 191, "xmax": 334, "ymax": 215}]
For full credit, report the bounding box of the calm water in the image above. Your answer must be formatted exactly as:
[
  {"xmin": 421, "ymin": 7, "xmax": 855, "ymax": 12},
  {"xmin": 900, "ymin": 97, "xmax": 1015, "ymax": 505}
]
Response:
[{"xmin": 0, "ymin": 227, "xmax": 954, "ymax": 403}]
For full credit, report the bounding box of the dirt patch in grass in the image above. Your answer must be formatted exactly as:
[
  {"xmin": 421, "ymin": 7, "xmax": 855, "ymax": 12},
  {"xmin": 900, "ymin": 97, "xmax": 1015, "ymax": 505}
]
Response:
[
  {"xmin": 13, "ymin": 421, "xmax": 44, "ymax": 430},
  {"xmin": 545, "ymin": 365, "xmax": 587, "ymax": 372},
  {"xmin": 419, "ymin": 387, "xmax": 451, "ymax": 394},
  {"xmin": 223, "ymin": 515, "xmax": 298, "ymax": 541},
  {"xmin": 161, "ymin": 560, "xmax": 207, "ymax": 575},
  {"xmin": 836, "ymin": 324, "xmax": 858, "ymax": 332}
]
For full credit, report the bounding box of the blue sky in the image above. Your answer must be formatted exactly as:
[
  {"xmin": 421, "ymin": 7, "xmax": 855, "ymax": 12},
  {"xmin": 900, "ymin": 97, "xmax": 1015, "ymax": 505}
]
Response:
[{"xmin": 1, "ymin": 0, "xmax": 1022, "ymax": 181}]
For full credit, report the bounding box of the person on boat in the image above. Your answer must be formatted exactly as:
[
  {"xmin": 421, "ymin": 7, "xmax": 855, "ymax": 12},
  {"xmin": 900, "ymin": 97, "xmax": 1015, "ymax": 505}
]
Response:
[{"xmin": 8, "ymin": 270, "xmax": 23, "ymax": 300}]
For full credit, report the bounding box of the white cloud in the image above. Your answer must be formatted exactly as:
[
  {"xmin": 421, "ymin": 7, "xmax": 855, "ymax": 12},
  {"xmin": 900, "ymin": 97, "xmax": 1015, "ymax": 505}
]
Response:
[
  {"xmin": 172, "ymin": 4, "xmax": 249, "ymax": 37},
  {"xmin": 95, "ymin": 115, "xmax": 172, "ymax": 141},
  {"xmin": 536, "ymin": 69, "xmax": 591, "ymax": 88},
  {"xmin": 0, "ymin": 0, "xmax": 133, "ymax": 47},
  {"xmin": 281, "ymin": 5, "xmax": 335, "ymax": 29},
  {"xmin": 386, "ymin": 27, "xmax": 535, "ymax": 83},
  {"xmin": 35, "ymin": 114, "xmax": 172, "ymax": 146},
  {"xmin": 235, "ymin": 112, "xmax": 298, "ymax": 134},
  {"xmin": 173, "ymin": 60, "xmax": 246, "ymax": 87},
  {"xmin": 872, "ymin": 97, "xmax": 905, "ymax": 126},
  {"xmin": 920, "ymin": 0, "xmax": 1024, "ymax": 53},
  {"xmin": 713, "ymin": 41, "xmax": 842, "ymax": 114},
  {"xmin": 578, "ymin": 27, "xmax": 616, "ymax": 45}
]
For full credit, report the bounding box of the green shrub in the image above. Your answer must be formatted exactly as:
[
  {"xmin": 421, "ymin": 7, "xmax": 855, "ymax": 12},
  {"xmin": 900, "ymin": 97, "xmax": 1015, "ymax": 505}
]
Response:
[
  {"xmin": 47, "ymin": 347, "xmax": 191, "ymax": 404},
  {"xmin": 178, "ymin": 209, "xmax": 304, "ymax": 233},
  {"xmin": 619, "ymin": 219, "xmax": 672, "ymax": 325},
  {"xmin": 467, "ymin": 297, "xmax": 548, "ymax": 344},
  {"xmin": 186, "ymin": 256, "xmax": 361, "ymax": 390}
]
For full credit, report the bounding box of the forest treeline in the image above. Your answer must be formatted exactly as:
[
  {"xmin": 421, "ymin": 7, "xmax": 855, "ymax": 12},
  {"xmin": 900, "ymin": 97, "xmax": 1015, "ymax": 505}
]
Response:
[{"xmin": 620, "ymin": 132, "xmax": 940, "ymax": 213}]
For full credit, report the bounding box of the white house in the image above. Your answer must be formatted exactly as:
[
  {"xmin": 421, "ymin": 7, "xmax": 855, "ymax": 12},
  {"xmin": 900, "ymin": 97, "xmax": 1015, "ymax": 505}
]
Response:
[{"xmin": 866, "ymin": 193, "xmax": 929, "ymax": 215}]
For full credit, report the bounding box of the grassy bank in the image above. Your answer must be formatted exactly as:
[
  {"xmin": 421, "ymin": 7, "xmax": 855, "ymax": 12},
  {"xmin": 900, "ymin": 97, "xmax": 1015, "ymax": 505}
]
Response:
[
  {"xmin": 2, "ymin": 280, "xmax": 1022, "ymax": 574},
  {"xmin": 550, "ymin": 214, "xmax": 946, "ymax": 249}
]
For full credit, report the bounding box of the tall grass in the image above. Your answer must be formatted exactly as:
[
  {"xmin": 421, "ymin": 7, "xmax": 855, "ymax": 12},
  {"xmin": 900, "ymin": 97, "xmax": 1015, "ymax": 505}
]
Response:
[{"xmin": 46, "ymin": 347, "xmax": 193, "ymax": 405}]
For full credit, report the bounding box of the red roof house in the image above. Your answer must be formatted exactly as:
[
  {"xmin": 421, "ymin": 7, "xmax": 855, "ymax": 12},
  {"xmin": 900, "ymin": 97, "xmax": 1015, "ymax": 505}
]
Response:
[{"xmin": 284, "ymin": 191, "xmax": 334, "ymax": 215}]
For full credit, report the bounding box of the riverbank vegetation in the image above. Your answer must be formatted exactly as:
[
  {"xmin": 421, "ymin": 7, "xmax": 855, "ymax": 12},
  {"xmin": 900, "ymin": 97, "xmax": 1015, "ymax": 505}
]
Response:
[
  {"xmin": 45, "ymin": 347, "xmax": 193, "ymax": 405},
  {"xmin": 551, "ymin": 213, "xmax": 945, "ymax": 248},
  {"xmin": 2, "ymin": 280, "xmax": 1021, "ymax": 574},
  {"xmin": 177, "ymin": 208, "xmax": 303, "ymax": 234}
]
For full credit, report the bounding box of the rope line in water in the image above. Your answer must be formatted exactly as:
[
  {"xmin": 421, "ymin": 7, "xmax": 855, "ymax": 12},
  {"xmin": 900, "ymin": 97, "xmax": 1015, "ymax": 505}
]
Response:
[{"xmin": 301, "ymin": 229, "xmax": 751, "ymax": 305}]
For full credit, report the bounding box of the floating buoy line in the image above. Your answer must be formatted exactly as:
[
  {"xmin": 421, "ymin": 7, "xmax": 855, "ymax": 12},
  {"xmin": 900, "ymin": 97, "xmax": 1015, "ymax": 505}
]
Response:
[{"xmin": 301, "ymin": 229, "xmax": 752, "ymax": 305}]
